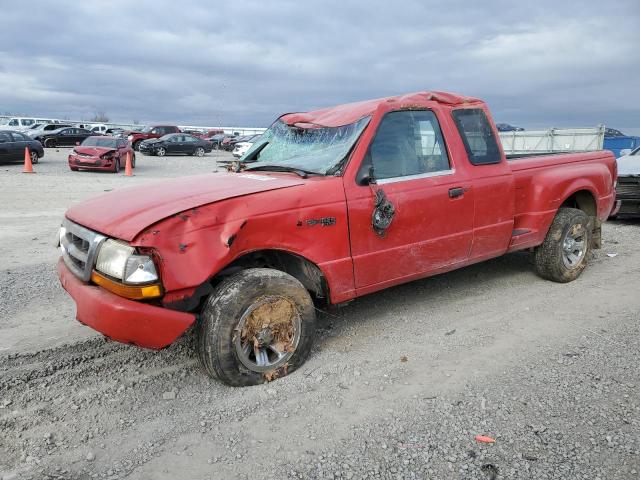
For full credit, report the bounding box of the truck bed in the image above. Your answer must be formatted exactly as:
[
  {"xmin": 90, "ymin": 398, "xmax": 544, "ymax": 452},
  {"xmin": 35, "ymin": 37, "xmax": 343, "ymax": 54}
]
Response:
[{"xmin": 506, "ymin": 150, "xmax": 616, "ymax": 252}]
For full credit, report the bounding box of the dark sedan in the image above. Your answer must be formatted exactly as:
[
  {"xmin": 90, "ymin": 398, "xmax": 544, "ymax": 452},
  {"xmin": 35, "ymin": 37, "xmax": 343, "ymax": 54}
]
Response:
[
  {"xmin": 0, "ymin": 130, "xmax": 44, "ymax": 164},
  {"xmin": 33, "ymin": 127, "xmax": 96, "ymax": 148},
  {"xmin": 138, "ymin": 133, "xmax": 213, "ymax": 157}
]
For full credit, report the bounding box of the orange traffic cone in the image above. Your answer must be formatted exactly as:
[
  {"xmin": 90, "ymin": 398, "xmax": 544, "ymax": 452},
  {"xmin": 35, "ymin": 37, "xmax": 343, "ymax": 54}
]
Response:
[
  {"xmin": 23, "ymin": 147, "xmax": 34, "ymax": 173},
  {"xmin": 124, "ymin": 151, "xmax": 133, "ymax": 176}
]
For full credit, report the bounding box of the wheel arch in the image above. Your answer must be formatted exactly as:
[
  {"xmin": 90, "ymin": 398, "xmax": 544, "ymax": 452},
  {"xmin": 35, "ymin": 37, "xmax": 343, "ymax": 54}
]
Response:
[
  {"xmin": 215, "ymin": 249, "xmax": 328, "ymax": 300},
  {"xmin": 560, "ymin": 188, "xmax": 597, "ymax": 217},
  {"xmin": 169, "ymin": 248, "xmax": 330, "ymax": 313}
]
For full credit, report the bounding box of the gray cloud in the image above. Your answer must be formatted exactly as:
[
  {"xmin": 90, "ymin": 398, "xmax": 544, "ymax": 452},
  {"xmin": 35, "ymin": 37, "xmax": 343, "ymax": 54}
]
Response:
[{"xmin": 0, "ymin": 0, "xmax": 638, "ymax": 131}]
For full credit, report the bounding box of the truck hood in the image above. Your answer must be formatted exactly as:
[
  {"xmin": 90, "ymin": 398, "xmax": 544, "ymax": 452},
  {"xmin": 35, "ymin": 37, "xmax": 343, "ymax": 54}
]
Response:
[{"xmin": 65, "ymin": 172, "xmax": 305, "ymax": 241}]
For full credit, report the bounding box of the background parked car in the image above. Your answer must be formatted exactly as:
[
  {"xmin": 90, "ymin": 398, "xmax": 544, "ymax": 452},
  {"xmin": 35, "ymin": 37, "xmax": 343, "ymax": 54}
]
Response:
[
  {"xmin": 89, "ymin": 124, "xmax": 108, "ymax": 135},
  {"xmin": 0, "ymin": 117, "xmax": 37, "ymax": 132},
  {"xmin": 33, "ymin": 127, "xmax": 96, "ymax": 148},
  {"xmin": 139, "ymin": 133, "xmax": 213, "ymax": 157},
  {"xmin": 496, "ymin": 123, "xmax": 525, "ymax": 132},
  {"xmin": 28, "ymin": 123, "xmax": 73, "ymax": 138},
  {"xmin": 220, "ymin": 134, "xmax": 238, "ymax": 151},
  {"xmin": 206, "ymin": 133, "xmax": 227, "ymax": 149},
  {"xmin": 204, "ymin": 129, "xmax": 224, "ymax": 137},
  {"xmin": 105, "ymin": 128, "xmax": 125, "ymax": 136},
  {"xmin": 232, "ymin": 134, "xmax": 261, "ymax": 158},
  {"xmin": 125, "ymin": 125, "xmax": 181, "ymax": 151},
  {"xmin": 68, "ymin": 136, "xmax": 135, "ymax": 173},
  {"xmin": 0, "ymin": 130, "xmax": 44, "ymax": 164},
  {"xmin": 613, "ymin": 146, "xmax": 640, "ymax": 216}
]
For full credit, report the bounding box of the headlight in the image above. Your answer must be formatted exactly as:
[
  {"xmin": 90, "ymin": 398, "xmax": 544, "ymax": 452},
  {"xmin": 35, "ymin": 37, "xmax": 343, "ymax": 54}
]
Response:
[
  {"xmin": 95, "ymin": 239, "xmax": 159, "ymax": 284},
  {"xmin": 127, "ymin": 135, "xmax": 133, "ymax": 140},
  {"xmin": 96, "ymin": 239, "xmax": 134, "ymax": 279}
]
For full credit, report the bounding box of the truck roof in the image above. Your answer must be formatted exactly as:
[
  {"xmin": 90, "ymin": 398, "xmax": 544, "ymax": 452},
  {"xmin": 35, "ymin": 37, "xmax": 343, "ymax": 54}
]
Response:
[{"xmin": 280, "ymin": 91, "xmax": 482, "ymax": 128}]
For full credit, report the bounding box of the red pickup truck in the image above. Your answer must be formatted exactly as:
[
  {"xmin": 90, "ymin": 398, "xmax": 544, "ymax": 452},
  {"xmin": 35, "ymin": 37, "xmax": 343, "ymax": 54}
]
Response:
[
  {"xmin": 57, "ymin": 91, "xmax": 617, "ymax": 386},
  {"xmin": 126, "ymin": 125, "xmax": 181, "ymax": 151}
]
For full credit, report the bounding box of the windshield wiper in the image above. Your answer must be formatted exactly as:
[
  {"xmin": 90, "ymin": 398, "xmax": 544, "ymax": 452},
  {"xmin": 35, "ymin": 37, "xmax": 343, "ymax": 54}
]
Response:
[{"xmin": 244, "ymin": 165, "xmax": 318, "ymax": 178}]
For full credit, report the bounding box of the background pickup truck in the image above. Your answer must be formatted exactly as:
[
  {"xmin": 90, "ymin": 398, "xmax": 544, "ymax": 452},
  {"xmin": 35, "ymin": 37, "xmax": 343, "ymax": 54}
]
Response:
[
  {"xmin": 125, "ymin": 125, "xmax": 180, "ymax": 151},
  {"xmin": 57, "ymin": 91, "xmax": 617, "ymax": 386}
]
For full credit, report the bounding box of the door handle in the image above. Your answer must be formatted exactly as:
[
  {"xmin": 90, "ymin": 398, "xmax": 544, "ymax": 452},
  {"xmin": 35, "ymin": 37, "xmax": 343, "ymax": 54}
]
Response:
[{"xmin": 449, "ymin": 187, "xmax": 465, "ymax": 198}]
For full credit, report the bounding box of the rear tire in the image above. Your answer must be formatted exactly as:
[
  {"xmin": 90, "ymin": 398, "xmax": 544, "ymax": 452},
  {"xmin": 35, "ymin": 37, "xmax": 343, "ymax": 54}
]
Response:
[
  {"xmin": 70, "ymin": 166, "xmax": 79, "ymax": 171},
  {"xmin": 195, "ymin": 147, "xmax": 205, "ymax": 157},
  {"xmin": 132, "ymin": 154, "xmax": 136, "ymax": 168},
  {"xmin": 534, "ymin": 207, "xmax": 592, "ymax": 283},
  {"xmin": 197, "ymin": 268, "xmax": 316, "ymax": 386}
]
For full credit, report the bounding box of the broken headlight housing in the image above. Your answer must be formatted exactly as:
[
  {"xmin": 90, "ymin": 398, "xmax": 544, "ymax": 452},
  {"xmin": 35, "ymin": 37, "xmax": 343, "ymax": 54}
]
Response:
[{"xmin": 95, "ymin": 239, "xmax": 158, "ymax": 284}]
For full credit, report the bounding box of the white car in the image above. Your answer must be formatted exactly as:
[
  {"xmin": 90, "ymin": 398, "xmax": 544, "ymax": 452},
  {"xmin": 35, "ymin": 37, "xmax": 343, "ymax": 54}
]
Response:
[
  {"xmin": 613, "ymin": 146, "xmax": 640, "ymax": 216},
  {"xmin": 28, "ymin": 123, "xmax": 73, "ymax": 138},
  {"xmin": 617, "ymin": 147, "xmax": 640, "ymax": 175},
  {"xmin": 0, "ymin": 117, "xmax": 37, "ymax": 132},
  {"xmin": 232, "ymin": 134, "xmax": 261, "ymax": 158},
  {"xmin": 88, "ymin": 124, "xmax": 108, "ymax": 134}
]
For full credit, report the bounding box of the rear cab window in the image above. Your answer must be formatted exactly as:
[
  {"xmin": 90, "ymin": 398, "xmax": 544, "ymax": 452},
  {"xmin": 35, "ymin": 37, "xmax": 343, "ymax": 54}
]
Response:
[{"xmin": 451, "ymin": 108, "xmax": 502, "ymax": 165}]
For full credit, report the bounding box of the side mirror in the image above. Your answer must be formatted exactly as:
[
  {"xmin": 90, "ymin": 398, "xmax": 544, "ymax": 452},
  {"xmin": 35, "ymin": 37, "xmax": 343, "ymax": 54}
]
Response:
[
  {"xmin": 619, "ymin": 149, "xmax": 632, "ymax": 157},
  {"xmin": 76, "ymin": 141, "xmax": 80, "ymax": 146},
  {"xmin": 356, "ymin": 164, "xmax": 376, "ymax": 185}
]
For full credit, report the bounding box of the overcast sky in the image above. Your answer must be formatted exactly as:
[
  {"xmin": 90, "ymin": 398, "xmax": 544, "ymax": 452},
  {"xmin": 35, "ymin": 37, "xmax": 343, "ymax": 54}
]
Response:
[{"xmin": 1, "ymin": 0, "xmax": 638, "ymax": 132}]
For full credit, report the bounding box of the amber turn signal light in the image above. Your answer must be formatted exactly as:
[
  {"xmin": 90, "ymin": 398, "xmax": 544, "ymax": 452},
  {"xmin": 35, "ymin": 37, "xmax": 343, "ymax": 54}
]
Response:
[{"xmin": 91, "ymin": 271, "xmax": 162, "ymax": 300}]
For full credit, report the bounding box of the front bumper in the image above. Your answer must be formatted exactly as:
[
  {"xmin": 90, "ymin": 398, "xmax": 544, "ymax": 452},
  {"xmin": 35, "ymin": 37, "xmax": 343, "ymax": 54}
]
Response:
[
  {"xmin": 68, "ymin": 154, "xmax": 115, "ymax": 171},
  {"xmin": 58, "ymin": 258, "xmax": 195, "ymax": 349},
  {"xmin": 617, "ymin": 199, "xmax": 640, "ymax": 215}
]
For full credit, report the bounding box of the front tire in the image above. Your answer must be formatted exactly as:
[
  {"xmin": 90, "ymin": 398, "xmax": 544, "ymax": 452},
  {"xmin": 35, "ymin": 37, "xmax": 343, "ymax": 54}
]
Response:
[
  {"xmin": 133, "ymin": 141, "xmax": 141, "ymax": 151},
  {"xmin": 198, "ymin": 268, "xmax": 316, "ymax": 387},
  {"xmin": 156, "ymin": 147, "xmax": 166, "ymax": 157},
  {"xmin": 30, "ymin": 150, "xmax": 39, "ymax": 165},
  {"xmin": 44, "ymin": 138, "xmax": 57, "ymax": 148},
  {"xmin": 113, "ymin": 156, "xmax": 120, "ymax": 173},
  {"xmin": 534, "ymin": 207, "xmax": 592, "ymax": 283}
]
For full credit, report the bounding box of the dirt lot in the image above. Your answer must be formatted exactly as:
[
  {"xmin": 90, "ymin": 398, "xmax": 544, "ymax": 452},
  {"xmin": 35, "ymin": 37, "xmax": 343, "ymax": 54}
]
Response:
[{"xmin": 1, "ymin": 148, "xmax": 639, "ymax": 480}]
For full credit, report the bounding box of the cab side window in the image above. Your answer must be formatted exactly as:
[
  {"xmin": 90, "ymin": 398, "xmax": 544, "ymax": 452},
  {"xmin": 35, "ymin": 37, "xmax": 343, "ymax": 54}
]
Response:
[
  {"xmin": 451, "ymin": 108, "xmax": 501, "ymax": 165},
  {"xmin": 368, "ymin": 110, "xmax": 450, "ymax": 180}
]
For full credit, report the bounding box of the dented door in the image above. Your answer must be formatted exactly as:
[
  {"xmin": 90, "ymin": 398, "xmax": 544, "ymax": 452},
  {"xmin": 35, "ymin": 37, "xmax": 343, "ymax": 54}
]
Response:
[{"xmin": 344, "ymin": 109, "xmax": 474, "ymax": 290}]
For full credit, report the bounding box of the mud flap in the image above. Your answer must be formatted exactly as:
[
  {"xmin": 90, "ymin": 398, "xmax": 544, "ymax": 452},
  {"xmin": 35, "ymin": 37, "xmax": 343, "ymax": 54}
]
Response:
[{"xmin": 590, "ymin": 217, "xmax": 602, "ymax": 249}]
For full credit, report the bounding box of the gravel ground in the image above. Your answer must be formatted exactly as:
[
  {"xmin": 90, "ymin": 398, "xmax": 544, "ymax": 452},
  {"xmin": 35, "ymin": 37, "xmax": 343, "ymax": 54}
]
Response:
[{"xmin": 0, "ymin": 149, "xmax": 639, "ymax": 479}]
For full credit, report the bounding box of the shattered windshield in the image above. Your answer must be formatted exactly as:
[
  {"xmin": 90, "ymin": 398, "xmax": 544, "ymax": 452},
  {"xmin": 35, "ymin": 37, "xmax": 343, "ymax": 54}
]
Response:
[{"xmin": 242, "ymin": 116, "xmax": 371, "ymax": 175}]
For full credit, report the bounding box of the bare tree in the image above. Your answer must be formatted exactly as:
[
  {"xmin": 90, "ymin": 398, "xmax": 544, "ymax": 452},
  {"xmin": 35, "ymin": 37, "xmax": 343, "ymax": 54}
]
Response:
[{"xmin": 90, "ymin": 112, "xmax": 109, "ymax": 123}]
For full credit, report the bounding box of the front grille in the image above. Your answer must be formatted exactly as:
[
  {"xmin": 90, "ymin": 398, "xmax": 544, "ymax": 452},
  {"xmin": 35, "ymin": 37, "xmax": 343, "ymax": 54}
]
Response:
[
  {"xmin": 60, "ymin": 218, "xmax": 106, "ymax": 281},
  {"xmin": 616, "ymin": 178, "xmax": 640, "ymax": 199},
  {"xmin": 77, "ymin": 152, "xmax": 93, "ymax": 157}
]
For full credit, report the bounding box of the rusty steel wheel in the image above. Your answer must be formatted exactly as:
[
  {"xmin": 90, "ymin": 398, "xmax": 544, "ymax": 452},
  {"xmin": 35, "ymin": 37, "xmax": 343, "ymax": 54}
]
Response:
[
  {"xmin": 535, "ymin": 207, "xmax": 592, "ymax": 283},
  {"xmin": 234, "ymin": 296, "xmax": 302, "ymax": 372},
  {"xmin": 198, "ymin": 268, "xmax": 316, "ymax": 386}
]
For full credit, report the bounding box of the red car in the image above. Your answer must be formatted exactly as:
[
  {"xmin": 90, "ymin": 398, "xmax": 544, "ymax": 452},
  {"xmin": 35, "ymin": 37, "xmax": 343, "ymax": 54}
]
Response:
[
  {"xmin": 68, "ymin": 136, "xmax": 135, "ymax": 173},
  {"xmin": 57, "ymin": 90, "xmax": 616, "ymax": 386},
  {"xmin": 126, "ymin": 125, "xmax": 180, "ymax": 151}
]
